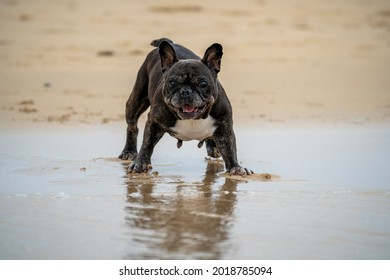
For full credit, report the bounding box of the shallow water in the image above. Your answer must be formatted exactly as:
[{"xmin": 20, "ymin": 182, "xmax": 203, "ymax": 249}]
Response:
[{"xmin": 0, "ymin": 123, "xmax": 389, "ymax": 259}]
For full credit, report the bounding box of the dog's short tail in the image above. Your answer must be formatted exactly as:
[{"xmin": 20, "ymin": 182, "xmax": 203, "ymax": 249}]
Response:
[{"xmin": 151, "ymin": 38, "xmax": 174, "ymax": 47}]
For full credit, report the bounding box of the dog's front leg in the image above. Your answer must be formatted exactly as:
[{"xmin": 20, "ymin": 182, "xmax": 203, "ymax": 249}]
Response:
[
  {"xmin": 128, "ymin": 121, "xmax": 165, "ymax": 173},
  {"xmin": 213, "ymin": 126, "xmax": 253, "ymax": 176}
]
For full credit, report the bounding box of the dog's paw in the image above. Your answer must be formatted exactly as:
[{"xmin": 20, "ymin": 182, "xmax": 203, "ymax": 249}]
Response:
[
  {"xmin": 118, "ymin": 150, "xmax": 137, "ymax": 161},
  {"xmin": 207, "ymin": 147, "xmax": 221, "ymax": 158},
  {"xmin": 128, "ymin": 161, "xmax": 153, "ymax": 173},
  {"xmin": 228, "ymin": 166, "xmax": 253, "ymax": 176}
]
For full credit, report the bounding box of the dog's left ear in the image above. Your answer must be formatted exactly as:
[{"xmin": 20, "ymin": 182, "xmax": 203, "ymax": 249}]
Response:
[
  {"xmin": 201, "ymin": 43, "xmax": 223, "ymax": 75},
  {"xmin": 159, "ymin": 40, "xmax": 178, "ymax": 72}
]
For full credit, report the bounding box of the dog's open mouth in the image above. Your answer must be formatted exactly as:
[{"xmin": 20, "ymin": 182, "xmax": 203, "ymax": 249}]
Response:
[
  {"xmin": 173, "ymin": 103, "xmax": 207, "ymax": 119},
  {"xmin": 180, "ymin": 104, "xmax": 205, "ymax": 114}
]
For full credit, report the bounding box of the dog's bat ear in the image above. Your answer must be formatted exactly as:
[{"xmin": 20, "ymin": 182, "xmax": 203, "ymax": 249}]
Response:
[
  {"xmin": 159, "ymin": 40, "xmax": 178, "ymax": 72},
  {"xmin": 201, "ymin": 43, "xmax": 223, "ymax": 75}
]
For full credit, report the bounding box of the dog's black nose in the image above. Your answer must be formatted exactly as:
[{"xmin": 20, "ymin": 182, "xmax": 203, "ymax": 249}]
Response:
[{"xmin": 180, "ymin": 88, "xmax": 192, "ymax": 98}]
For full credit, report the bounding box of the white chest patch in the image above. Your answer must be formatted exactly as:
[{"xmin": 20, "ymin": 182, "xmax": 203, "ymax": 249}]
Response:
[{"xmin": 170, "ymin": 116, "xmax": 216, "ymax": 141}]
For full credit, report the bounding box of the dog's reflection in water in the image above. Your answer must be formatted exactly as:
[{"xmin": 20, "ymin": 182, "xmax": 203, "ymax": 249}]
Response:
[{"xmin": 123, "ymin": 161, "xmax": 240, "ymax": 259}]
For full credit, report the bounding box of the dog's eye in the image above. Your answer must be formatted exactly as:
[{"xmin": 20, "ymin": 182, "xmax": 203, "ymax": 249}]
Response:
[
  {"xmin": 199, "ymin": 80, "xmax": 208, "ymax": 89},
  {"xmin": 168, "ymin": 80, "xmax": 176, "ymax": 88}
]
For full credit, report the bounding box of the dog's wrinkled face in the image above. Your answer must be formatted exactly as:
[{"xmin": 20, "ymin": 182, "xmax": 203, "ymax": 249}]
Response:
[
  {"xmin": 163, "ymin": 60, "xmax": 215, "ymax": 120},
  {"xmin": 159, "ymin": 41, "xmax": 223, "ymax": 120}
]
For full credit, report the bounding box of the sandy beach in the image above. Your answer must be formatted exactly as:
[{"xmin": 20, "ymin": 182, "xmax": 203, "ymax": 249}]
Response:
[{"xmin": 1, "ymin": 0, "xmax": 390, "ymax": 259}]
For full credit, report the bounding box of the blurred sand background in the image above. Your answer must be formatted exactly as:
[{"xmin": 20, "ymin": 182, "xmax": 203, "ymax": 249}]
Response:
[
  {"xmin": 1, "ymin": 0, "xmax": 390, "ymax": 261},
  {"xmin": 1, "ymin": 0, "xmax": 390, "ymax": 128}
]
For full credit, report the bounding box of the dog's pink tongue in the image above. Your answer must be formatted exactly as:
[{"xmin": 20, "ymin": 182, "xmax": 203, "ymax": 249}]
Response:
[{"xmin": 182, "ymin": 104, "xmax": 195, "ymax": 113}]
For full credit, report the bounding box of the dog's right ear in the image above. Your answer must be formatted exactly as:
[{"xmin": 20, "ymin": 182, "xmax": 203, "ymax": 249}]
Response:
[{"xmin": 159, "ymin": 40, "xmax": 178, "ymax": 72}]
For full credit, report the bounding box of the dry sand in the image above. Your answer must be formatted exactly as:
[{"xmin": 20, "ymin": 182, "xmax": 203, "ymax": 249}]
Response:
[{"xmin": 0, "ymin": 0, "xmax": 389, "ymax": 127}]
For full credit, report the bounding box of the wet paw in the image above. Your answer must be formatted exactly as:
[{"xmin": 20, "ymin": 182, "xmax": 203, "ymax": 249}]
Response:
[
  {"xmin": 128, "ymin": 161, "xmax": 152, "ymax": 173},
  {"xmin": 207, "ymin": 147, "xmax": 221, "ymax": 158},
  {"xmin": 118, "ymin": 150, "xmax": 137, "ymax": 161},
  {"xmin": 206, "ymin": 139, "xmax": 221, "ymax": 158},
  {"xmin": 228, "ymin": 166, "xmax": 253, "ymax": 176}
]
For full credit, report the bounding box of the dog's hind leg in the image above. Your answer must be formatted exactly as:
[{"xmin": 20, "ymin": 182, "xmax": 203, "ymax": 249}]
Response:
[{"xmin": 205, "ymin": 139, "xmax": 221, "ymax": 158}]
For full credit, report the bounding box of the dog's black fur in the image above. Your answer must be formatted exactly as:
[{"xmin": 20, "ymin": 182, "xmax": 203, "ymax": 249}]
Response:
[{"xmin": 119, "ymin": 38, "xmax": 251, "ymax": 175}]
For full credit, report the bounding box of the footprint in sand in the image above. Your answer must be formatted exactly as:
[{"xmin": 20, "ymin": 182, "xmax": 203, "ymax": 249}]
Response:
[{"xmin": 16, "ymin": 100, "xmax": 38, "ymax": 114}]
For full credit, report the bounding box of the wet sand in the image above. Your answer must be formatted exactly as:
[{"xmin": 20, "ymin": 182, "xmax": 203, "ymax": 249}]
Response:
[
  {"xmin": 1, "ymin": 124, "xmax": 389, "ymax": 259},
  {"xmin": 1, "ymin": 0, "xmax": 390, "ymax": 259}
]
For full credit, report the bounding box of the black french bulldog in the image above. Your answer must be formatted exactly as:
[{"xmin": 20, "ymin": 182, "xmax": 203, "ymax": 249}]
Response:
[{"xmin": 119, "ymin": 38, "xmax": 252, "ymax": 175}]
